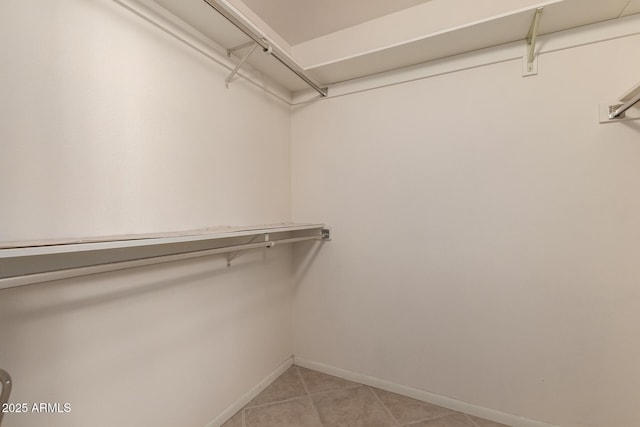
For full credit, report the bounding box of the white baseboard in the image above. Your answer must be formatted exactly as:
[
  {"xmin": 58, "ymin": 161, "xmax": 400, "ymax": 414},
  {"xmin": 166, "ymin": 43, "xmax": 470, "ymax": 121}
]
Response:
[
  {"xmin": 294, "ymin": 357, "xmax": 557, "ymax": 427},
  {"xmin": 205, "ymin": 356, "xmax": 294, "ymax": 427}
]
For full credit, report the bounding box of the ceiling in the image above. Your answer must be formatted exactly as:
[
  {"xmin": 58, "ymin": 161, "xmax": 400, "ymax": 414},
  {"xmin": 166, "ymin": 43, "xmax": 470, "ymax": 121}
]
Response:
[{"xmin": 239, "ymin": 0, "xmax": 433, "ymax": 45}]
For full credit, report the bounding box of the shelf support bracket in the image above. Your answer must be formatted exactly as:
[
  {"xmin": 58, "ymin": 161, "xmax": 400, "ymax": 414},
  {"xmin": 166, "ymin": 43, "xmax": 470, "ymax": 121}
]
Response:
[
  {"xmin": 225, "ymin": 42, "xmax": 258, "ymax": 88},
  {"xmin": 227, "ymin": 41, "xmax": 257, "ymax": 57},
  {"xmin": 227, "ymin": 234, "xmax": 271, "ymax": 267},
  {"xmin": 523, "ymin": 7, "xmax": 543, "ymax": 76}
]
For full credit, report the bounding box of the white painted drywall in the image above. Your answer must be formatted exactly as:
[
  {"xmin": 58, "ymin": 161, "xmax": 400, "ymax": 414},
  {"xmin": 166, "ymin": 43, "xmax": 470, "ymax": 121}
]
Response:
[
  {"xmin": 291, "ymin": 30, "xmax": 640, "ymax": 427},
  {"xmin": 0, "ymin": 0, "xmax": 291, "ymax": 243},
  {"xmin": 0, "ymin": 1, "xmax": 293, "ymax": 426},
  {"xmin": 0, "ymin": 249, "xmax": 294, "ymax": 427}
]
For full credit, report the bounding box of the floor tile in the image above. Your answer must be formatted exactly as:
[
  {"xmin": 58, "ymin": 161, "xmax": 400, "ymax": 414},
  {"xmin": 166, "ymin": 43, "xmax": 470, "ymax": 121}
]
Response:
[
  {"xmin": 298, "ymin": 366, "xmax": 359, "ymax": 395},
  {"xmin": 372, "ymin": 388, "xmax": 453, "ymax": 424},
  {"xmin": 312, "ymin": 385, "xmax": 396, "ymax": 427},
  {"xmin": 221, "ymin": 410, "xmax": 243, "ymax": 427},
  {"xmin": 223, "ymin": 367, "xmax": 513, "ymax": 427},
  {"xmin": 407, "ymin": 412, "xmax": 475, "ymax": 427},
  {"xmin": 247, "ymin": 366, "xmax": 307, "ymax": 407},
  {"xmin": 245, "ymin": 397, "xmax": 322, "ymax": 427},
  {"xmin": 469, "ymin": 415, "xmax": 511, "ymax": 427}
]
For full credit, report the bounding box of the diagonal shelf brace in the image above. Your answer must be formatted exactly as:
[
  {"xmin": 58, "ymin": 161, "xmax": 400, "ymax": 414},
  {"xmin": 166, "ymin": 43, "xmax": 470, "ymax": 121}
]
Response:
[
  {"xmin": 225, "ymin": 42, "xmax": 258, "ymax": 88},
  {"xmin": 523, "ymin": 7, "xmax": 543, "ymax": 76},
  {"xmin": 227, "ymin": 234, "xmax": 268, "ymax": 267},
  {"xmin": 227, "ymin": 41, "xmax": 256, "ymax": 57}
]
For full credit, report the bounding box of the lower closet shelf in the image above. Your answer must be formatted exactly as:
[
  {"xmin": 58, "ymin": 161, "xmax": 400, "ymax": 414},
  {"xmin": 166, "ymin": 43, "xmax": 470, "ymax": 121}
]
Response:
[{"xmin": 0, "ymin": 223, "xmax": 330, "ymax": 291}]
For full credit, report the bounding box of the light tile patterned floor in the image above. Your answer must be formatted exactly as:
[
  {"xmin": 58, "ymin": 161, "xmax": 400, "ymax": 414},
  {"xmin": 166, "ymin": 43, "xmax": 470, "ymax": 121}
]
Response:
[{"xmin": 222, "ymin": 365, "xmax": 510, "ymax": 427}]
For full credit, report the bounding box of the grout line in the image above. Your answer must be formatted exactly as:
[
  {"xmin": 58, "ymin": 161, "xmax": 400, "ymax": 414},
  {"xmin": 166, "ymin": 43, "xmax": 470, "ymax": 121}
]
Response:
[
  {"xmin": 308, "ymin": 383, "xmax": 362, "ymax": 399},
  {"xmin": 244, "ymin": 394, "xmax": 308, "ymax": 410},
  {"xmin": 240, "ymin": 365, "xmax": 498, "ymax": 427},
  {"xmin": 295, "ymin": 358, "xmax": 550, "ymax": 427},
  {"xmin": 206, "ymin": 357, "xmax": 294, "ymax": 427},
  {"xmin": 295, "ymin": 366, "xmax": 325, "ymax": 425},
  {"xmin": 368, "ymin": 386, "xmax": 401, "ymax": 427},
  {"xmin": 403, "ymin": 412, "xmax": 457, "ymax": 426},
  {"xmin": 308, "ymin": 397, "xmax": 325, "ymax": 426},
  {"xmin": 465, "ymin": 413, "xmax": 482, "ymax": 427},
  {"xmin": 368, "ymin": 385, "xmax": 458, "ymax": 427},
  {"xmin": 244, "ymin": 368, "xmax": 362, "ymax": 411},
  {"xmin": 295, "ymin": 365, "xmax": 311, "ymax": 396},
  {"xmin": 294, "ymin": 364, "xmax": 364, "ymax": 398}
]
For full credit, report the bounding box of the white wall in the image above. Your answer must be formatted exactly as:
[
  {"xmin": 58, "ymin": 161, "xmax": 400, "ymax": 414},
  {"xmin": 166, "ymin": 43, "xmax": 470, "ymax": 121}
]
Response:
[
  {"xmin": 0, "ymin": 0, "xmax": 291, "ymax": 242},
  {"xmin": 0, "ymin": 1, "xmax": 293, "ymax": 426},
  {"xmin": 291, "ymin": 30, "xmax": 640, "ymax": 427}
]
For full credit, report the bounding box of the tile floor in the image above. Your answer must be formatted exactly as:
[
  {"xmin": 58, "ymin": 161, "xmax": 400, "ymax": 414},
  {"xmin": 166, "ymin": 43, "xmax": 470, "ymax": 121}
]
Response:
[{"xmin": 222, "ymin": 365, "xmax": 510, "ymax": 427}]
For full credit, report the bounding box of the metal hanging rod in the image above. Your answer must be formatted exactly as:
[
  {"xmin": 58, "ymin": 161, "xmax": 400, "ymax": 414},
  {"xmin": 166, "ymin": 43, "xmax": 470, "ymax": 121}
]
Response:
[
  {"xmin": 0, "ymin": 234, "xmax": 329, "ymax": 291},
  {"xmin": 609, "ymin": 92, "xmax": 640, "ymax": 119},
  {"xmin": 201, "ymin": 0, "xmax": 328, "ymax": 97}
]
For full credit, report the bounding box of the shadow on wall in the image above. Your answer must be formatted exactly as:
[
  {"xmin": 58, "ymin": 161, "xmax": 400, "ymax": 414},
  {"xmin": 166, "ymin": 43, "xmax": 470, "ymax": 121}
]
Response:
[
  {"xmin": 620, "ymin": 119, "xmax": 640, "ymax": 132},
  {"xmin": 0, "ymin": 250, "xmax": 286, "ymax": 323},
  {"xmin": 0, "ymin": 247, "xmax": 294, "ymax": 427},
  {"xmin": 292, "ymin": 240, "xmax": 325, "ymax": 289}
]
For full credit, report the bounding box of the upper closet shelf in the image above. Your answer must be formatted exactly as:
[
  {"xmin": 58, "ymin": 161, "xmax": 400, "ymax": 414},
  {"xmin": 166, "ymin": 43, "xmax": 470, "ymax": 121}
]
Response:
[
  {"xmin": 132, "ymin": 0, "xmax": 640, "ymax": 96},
  {"xmin": 299, "ymin": 0, "xmax": 636, "ymax": 85},
  {"xmin": 148, "ymin": 0, "xmax": 638, "ymax": 93}
]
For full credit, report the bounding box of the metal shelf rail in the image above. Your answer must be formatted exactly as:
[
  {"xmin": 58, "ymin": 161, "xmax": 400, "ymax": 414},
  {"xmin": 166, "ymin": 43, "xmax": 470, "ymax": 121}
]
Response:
[{"xmin": 0, "ymin": 223, "xmax": 330, "ymax": 291}]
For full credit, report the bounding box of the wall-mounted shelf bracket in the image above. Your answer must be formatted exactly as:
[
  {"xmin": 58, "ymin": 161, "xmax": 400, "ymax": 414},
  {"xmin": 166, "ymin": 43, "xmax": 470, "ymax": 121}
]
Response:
[
  {"xmin": 225, "ymin": 42, "xmax": 258, "ymax": 88},
  {"xmin": 523, "ymin": 7, "xmax": 543, "ymax": 77},
  {"xmin": 226, "ymin": 233, "xmax": 272, "ymax": 267},
  {"xmin": 227, "ymin": 41, "xmax": 256, "ymax": 57}
]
